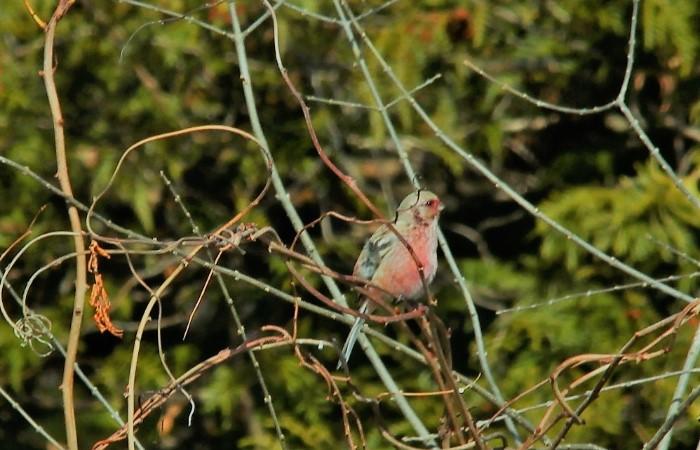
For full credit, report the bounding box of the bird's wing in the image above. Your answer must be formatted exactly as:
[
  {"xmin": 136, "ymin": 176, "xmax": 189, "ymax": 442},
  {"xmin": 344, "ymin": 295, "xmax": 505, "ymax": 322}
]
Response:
[
  {"xmin": 340, "ymin": 225, "xmax": 400, "ymax": 368},
  {"xmin": 353, "ymin": 224, "xmax": 398, "ymax": 281}
]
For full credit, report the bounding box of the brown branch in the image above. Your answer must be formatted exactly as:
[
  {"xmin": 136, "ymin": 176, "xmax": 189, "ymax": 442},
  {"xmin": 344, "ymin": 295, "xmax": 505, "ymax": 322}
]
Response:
[
  {"xmin": 0, "ymin": 205, "xmax": 46, "ymax": 263},
  {"xmin": 41, "ymin": 2, "xmax": 84, "ymax": 449},
  {"xmin": 516, "ymin": 299, "xmax": 700, "ymax": 449},
  {"xmin": 417, "ymin": 316, "xmax": 468, "ymax": 446},
  {"xmin": 260, "ymin": 0, "xmax": 435, "ymax": 304},
  {"xmin": 286, "ymin": 262, "xmax": 427, "ymax": 324},
  {"xmin": 79, "ymin": 124, "xmax": 273, "ymax": 450},
  {"xmin": 426, "ymin": 311, "xmax": 486, "ymax": 449},
  {"xmin": 86, "ymin": 125, "xmax": 272, "ymax": 243},
  {"xmin": 289, "ymin": 210, "xmax": 382, "ymax": 253},
  {"xmin": 91, "ymin": 332, "xmax": 288, "ymax": 450},
  {"xmin": 182, "ymin": 250, "xmax": 225, "ymax": 340}
]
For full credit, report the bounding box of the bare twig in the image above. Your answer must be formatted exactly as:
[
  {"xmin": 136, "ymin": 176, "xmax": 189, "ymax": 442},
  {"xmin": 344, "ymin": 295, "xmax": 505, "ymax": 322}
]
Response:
[
  {"xmin": 40, "ymin": 2, "xmax": 86, "ymax": 448},
  {"xmin": 335, "ymin": 1, "xmax": 526, "ymax": 442},
  {"xmin": 655, "ymin": 324, "xmax": 700, "ymax": 450},
  {"xmin": 161, "ymin": 170, "xmax": 288, "ymax": 445},
  {"xmin": 0, "ymin": 384, "xmax": 66, "ymax": 449},
  {"xmin": 83, "ymin": 124, "xmax": 272, "ymax": 450},
  {"xmin": 92, "ymin": 330, "xmax": 295, "ymax": 450},
  {"xmin": 231, "ymin": 1, "xmax": 439, "ymax": 446},
  {"xmin": 643, "ymin": 384, "xmax": 700, "ymax": 450}
]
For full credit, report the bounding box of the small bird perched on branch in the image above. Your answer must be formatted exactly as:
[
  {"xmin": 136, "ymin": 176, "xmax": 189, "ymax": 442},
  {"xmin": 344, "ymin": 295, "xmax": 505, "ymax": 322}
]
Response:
[{"xmin": 337, "ymin": 190, "xmax": 444, "ymax": 368}]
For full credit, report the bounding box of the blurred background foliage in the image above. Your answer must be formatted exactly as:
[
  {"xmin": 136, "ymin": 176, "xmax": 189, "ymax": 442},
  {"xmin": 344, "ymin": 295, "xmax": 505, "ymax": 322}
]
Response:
[{"xmin": 1, "ymin": 0, "xmax": 700, "ymax": 448}]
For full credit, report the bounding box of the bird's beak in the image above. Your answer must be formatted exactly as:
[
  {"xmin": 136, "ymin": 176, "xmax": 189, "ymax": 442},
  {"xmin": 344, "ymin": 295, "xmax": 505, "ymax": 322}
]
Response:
[{"xmin": 438, "ymin": 202, "xmax": 445, "ymax": 212}]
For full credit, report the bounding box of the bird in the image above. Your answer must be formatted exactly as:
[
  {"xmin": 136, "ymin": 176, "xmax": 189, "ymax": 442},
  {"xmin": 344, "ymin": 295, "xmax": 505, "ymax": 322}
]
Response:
[{"xmin": 337, "ymin": 190, "xmax": 444, "ymax": 369}]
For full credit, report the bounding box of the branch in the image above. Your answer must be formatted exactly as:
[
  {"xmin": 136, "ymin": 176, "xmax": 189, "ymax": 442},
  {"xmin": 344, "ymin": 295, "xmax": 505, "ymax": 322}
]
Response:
[{"xmin": 41, "ymin": 2, "xmax": 86, "ymax": 449}]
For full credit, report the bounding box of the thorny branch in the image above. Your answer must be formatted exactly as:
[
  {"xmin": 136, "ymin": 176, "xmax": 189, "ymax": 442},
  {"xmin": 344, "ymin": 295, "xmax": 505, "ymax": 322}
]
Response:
[{"xmin": 2, "ymin": 1, "xmax": 699, "ymax": 449}]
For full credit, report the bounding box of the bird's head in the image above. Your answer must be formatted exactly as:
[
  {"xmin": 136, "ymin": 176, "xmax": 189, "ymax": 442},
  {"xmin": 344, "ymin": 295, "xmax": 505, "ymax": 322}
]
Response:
[{"xmin": 395, "ymin": 190, "xmax": 444, "ymax": 226}]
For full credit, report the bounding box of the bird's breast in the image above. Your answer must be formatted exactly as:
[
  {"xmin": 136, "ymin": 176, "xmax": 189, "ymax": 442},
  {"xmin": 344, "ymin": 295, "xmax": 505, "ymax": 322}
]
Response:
[{"xmin": 372, "ymin": 225, "xmax": 438, "ymax": 300}]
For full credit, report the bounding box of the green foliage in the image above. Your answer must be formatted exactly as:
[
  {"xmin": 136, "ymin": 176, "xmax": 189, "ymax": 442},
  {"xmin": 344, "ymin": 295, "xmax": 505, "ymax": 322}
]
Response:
[
  {"xmin": 200, "ymin": 366, "xmax": 245, "ymax": 425},
  {"xmin": 643, "ymin": 0, "xmax": 699, "ymax": 76},
  {"xmin": 1, "ymin": 0, "xmax": 700, "ymax": 449},
  {"xmin": 0, "ymin": 326, "xmax": 43, "ymax": 391},
  {"xmin": 537, "ymin": 160, "xmax": 700, "ymax": 275}
]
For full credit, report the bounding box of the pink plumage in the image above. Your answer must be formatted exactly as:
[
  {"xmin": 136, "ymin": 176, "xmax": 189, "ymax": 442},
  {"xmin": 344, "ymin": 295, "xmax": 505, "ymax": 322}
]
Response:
[{"xmin": 338, "ymin": 190, "xmax": 443, "ymax": 368}]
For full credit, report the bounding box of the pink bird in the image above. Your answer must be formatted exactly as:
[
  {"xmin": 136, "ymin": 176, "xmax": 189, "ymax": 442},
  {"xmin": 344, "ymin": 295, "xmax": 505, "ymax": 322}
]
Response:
[{"xmin": 338, "ymin": 190, "xmax": 444, "ymax": 368}]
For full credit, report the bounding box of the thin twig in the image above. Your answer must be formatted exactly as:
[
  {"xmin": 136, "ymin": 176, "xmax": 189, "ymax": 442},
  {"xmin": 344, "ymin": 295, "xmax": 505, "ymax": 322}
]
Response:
[
  {"xmin": 341, "ymin": 0, "xmax": 692, "ymax": 306},
  {"xmin": 0, "ymin": 265, "xmax": 146, "ymax": 449},
  {"xmin": 161, "ymin": 170, "xmax": 288, "ymax": 445},
  {"xmin": 1, "ymin": 154, "xmax": 540, "ymax": 442},
  {"xmin": 0, "ymin": 384, "xmax": 66, "ymax": 449},
  {"xmin": 336, "ymin": 0, "xmax": 524, "ymax": 442},
  {"xmin": 235, "ymin": 1, "xmax": 439, "ymax": 446},
  {"xmin": 655, "ymin": 325, "xmax": 700, "ymax": 450},
  {"xmin": 92, "ymin": 330, "xmax": 296, "ymax": 450},
  {"xmin": 643, "ymin": 384, "xmax": 700, "ymax": 450},
  {"xmin": 84, "ymin": 124, "xmax": 272, "ymax": 450}
]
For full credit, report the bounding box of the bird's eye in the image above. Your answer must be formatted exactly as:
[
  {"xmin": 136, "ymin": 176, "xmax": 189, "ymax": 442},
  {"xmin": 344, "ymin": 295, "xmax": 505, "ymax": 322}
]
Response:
[{"xmin": 425, "ymin": 199, "xmax": 436, "ymax": 207}]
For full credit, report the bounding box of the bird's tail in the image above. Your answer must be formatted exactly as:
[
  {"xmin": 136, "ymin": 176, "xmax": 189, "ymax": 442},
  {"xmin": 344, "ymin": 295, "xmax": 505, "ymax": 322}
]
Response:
[{"xmin": 336, "ymin": 300, "xmax": 369, "ymax": 370}]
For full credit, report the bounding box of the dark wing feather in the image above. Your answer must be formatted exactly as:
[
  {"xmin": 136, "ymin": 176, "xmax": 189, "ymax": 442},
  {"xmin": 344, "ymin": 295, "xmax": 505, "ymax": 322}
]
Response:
[{"xmin": 353, "ymin": 225, "xmax": 397, "ymax": 280}]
